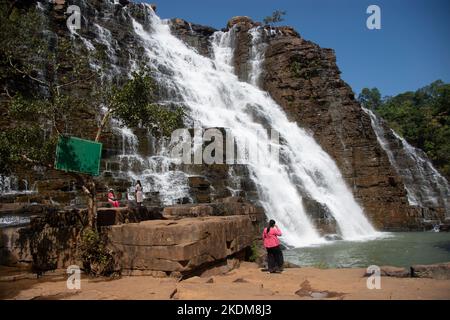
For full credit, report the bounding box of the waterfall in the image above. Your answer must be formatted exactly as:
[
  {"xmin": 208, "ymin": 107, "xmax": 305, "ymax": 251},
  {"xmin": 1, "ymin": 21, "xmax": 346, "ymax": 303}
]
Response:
[
  {"xmin": 101, "ymin": 94, "xmax": 191, "ymax": 206},
  {"xmin": 63, "ymin": 4, "xmax": 192, "ymax": 206},
  {"xmin": 248, "ymin": 27, "xmax": 267, "ymax": 87},
  {"xmin": 0, "ymin": 176, "xmax": 36, "ymax": 195},
  {"xmin": 130, "ymin": 7, "xmax": 378, "ymax": 246},
  {"xmin": 363, "ymin": 107, "xmax": 450, "ymax": 217}
]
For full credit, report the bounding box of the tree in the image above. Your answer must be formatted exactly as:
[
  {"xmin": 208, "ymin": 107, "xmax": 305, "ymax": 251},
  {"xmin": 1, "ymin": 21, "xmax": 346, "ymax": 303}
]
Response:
[
  {"xmin": 358, "ymin": 87, "xmax": 382, "ymax": 110},
  {"xmin": 0, "ymin": 3, "xmax": 184, "ymax": 229},
  {"xmin": 360, "ymin": 81, "xmax": 450, "ymax": 179},
  {"xmin": 1, "ymin": 71, "xmax": 183, "ymax": 228},
  {"xmin": 263, "ymin": 10, "xmax": 286, "ymax": 26}
]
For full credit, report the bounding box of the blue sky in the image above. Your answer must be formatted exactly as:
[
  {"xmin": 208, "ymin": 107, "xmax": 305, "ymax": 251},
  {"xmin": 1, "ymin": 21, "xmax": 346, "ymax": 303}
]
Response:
[{"xmin": 142, "ymin": 0, "xmax": 450, "ymax": 97}]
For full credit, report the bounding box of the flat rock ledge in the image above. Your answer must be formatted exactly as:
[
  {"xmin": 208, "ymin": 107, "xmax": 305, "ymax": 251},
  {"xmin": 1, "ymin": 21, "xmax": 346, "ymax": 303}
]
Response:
[
  {"xmin": 411, "ymin": 262, "xmax": 450, "ymax": 280},
  {"xmin": 364, "ymin": 263, "xmax": 450, "ymax": 279},
  {"xmin": 107, "ymin": 215, "xmax": 254, "ymax": 276}
]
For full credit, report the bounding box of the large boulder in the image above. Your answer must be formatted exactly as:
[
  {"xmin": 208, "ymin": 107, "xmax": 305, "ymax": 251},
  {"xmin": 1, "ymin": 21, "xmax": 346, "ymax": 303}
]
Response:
[
  {"xmin": 162, "ymin": 197, "xmax": 265, "ymax": 228},
  {"xmin": 411, "ymin": 262, "xmax": 450, "ymax": 279},
  {"xmin": 107, "ymin": 216, "xmax": 254, "ymax": 275}
]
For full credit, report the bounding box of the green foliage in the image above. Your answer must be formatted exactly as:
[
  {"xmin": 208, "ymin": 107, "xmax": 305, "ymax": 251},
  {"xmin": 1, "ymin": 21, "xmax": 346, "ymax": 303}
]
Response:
[
  {"xmin": 291, "ymin": 61, "xmax": 302, "ymax": 78},
  {"xmin": 0, "ymin": 126, "xmax": 57, "ymax": 174},
  {"xmin": 0, "ymin": 91, "xmax": 86, "ymax": 173},
  {"xmin": 0, "ymin": 3, "xmax": 49, "ymax": 88},
  {"xmin": 358, "ymin": 88, "xmax": 382, "ymax": 110},
  {"xmin": 263, "ymin": 10, "xmax": 286, "ymax": 25},
  {"xmin": 290, "ymin": 59, "xmax": 321, "ymax": 79},
  {"xmin": 109, "ymin": 70, "xmax": 184, "ymax": 137},
  {"xmin": 0, "ymin": 4, "xmax": 183, "ymax": 178},
  {"xmin": 8, "ymin": 93, "xmax": 74, "ymax": 123},
  {"xmin": 248, "ymin": 241, "xmax": 260, "ymax": 262},
  {"xmin": 359, "ymin": 80, "xmax": 450, "ymax": 178},
  {"xmin": 79, "ymin": 228, "xmax": 114, "ymax": 276}
]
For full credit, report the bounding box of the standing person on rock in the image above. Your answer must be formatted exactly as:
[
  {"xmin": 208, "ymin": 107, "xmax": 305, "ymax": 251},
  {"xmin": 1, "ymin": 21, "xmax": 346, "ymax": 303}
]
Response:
[
  {"xmin": 135, "ymin": 180, "xmax": 144, "ymax": 207},
  {"xmin": 263, "ymin": 219, "xmax": 284, "ymax": 273}
]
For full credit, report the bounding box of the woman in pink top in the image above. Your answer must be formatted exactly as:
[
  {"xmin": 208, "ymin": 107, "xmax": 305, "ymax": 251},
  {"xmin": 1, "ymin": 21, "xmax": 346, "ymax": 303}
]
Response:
[
  {"xmin": 107, "ymin": 189, "xmax": 120, "ymax": 208},
  {"xmin": 262, "ymin": 219, "xmax": 284, "ymax": 273}
]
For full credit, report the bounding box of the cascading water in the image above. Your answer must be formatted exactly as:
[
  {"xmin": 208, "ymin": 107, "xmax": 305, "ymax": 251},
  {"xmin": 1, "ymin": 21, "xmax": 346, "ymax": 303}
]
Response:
[
  {"xmin": 130, "ymin": 7, "xmax": 378, "ymax": 246},
  {"xmin": 248, "ymin": 27, "xmax": 267, "ymax": 87},
  {"xmin": 363, "ymin": 107, "xmax": 450, "ymax": 217},
  {"xmin": 0, "ymin": 176, "xmax": 36, "ymax": 196},
  {"xmin": 100, "ymin": 92, "xmax": 191, "ymax": 206},
  {"xmin": 61, "ymin": 1, "xmax": 193, "ymax": 207}
]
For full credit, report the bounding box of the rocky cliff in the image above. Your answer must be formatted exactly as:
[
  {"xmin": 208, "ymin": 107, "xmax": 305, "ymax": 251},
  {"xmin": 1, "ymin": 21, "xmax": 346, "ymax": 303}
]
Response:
[
  {"xmin": 1, "ymin": 0, "xmax": 447, "ymax": 236},
  {"xmin": 227, "ymin": 17, "xmax": 423, "ymax": 229},
  {"xmin": 174, "ymin": 15, "xmax": 431, "ymax": 230}
]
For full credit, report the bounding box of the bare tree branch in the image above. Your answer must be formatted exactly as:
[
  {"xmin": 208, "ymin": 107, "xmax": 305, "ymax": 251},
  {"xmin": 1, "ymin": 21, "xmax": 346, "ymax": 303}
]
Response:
[
  {"xmin": 82, "ymin": 185, "xmax": 92, "ymax": 196},
  {"xmin": 21, "ymin": 154, "xmax": 53, "ymax": 169},
  {"xmin": 8, "ymin": 57, "xmax": 49, "ymax": 87},
  {"xmin": 95, "ymin": 109, "xmax": 112, "ymax": 142},
  {"xmin": 3, "ymin": 86, "xmax": 13, "ymax": 99},
  {"xmin": 55, "ymin": 73, "xmax": 96, "ymax": 92}
]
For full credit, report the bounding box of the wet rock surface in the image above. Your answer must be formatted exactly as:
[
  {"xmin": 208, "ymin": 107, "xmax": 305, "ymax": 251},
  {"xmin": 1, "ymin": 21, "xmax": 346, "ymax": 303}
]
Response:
[{"xmin": 169, "ymin": 18, "xmax": 217, "ymax": 57}]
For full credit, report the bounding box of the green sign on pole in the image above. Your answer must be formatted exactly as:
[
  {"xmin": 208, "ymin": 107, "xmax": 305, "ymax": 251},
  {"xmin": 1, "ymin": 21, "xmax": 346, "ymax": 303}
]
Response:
[{"xmin": 55, "ymin": 136, "xmax": 102, "ymax": 176}]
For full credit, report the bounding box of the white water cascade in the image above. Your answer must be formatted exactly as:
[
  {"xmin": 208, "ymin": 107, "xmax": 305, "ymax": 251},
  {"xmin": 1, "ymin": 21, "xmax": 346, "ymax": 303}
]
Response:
[
  {"xmin": 248, "ymin": 27, "xmax": 267, "ymax": 87},
  {"xmin": 364, "ymin": 107, "xmax": 450, "ymax": 217},
  {"xmin": 130, "ymin": 7, "xmax": 378, "ymax": 246},
  {"xmin": 106, "ymin": 110, "xmax": 191, "ymax": 206}
]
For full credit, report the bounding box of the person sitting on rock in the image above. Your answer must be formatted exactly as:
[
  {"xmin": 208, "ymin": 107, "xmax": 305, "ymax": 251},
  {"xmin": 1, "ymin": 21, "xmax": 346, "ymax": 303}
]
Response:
[
  {"xmin": 108, "ymin": 189, "xmax": 120, "ymax": 208},
  {"xmin": 263, "ymin": 219, "xmax": 284, "ymax": 273}
]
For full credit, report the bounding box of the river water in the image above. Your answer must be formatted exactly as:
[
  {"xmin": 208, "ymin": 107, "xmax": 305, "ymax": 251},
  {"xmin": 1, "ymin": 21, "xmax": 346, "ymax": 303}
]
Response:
[{"xmin": 284, "ymin": 232, "xmax": 450, "ymax": 268}]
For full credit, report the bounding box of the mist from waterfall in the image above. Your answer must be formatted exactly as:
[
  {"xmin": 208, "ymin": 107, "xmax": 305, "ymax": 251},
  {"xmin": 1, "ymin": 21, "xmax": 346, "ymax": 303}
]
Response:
[{"xmin": 128, "ymin": 7, "xmax": 378, "ymax": 246}]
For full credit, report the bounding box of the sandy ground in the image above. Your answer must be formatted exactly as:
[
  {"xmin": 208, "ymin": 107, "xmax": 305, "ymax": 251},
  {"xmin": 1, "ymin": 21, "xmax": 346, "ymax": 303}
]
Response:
[{"xmin": 1, "ymin": 262, "xmax": 449, "ymax": 300}]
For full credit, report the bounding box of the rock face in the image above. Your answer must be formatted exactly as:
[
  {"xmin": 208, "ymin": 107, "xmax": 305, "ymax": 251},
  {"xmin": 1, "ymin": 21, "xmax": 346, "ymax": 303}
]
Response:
[
  {"xmin": 1, "ymin": 196, "xmax": 261, "ymax": 275},
  {"xmin": 107, "ymin": 216, "xmax": 254, "ymax": 276},
  {"xmin": 169, "ymin": 18, "xmax": 217, "ymax": 57},
  {"xmin": 163, "ymin": 196, "xmax": 264, "ymax": 222},
  {"xmin": 261, "ymin": 37, "xmax": 423, "ymax": 229},
  {"xmin": 0, "ymin": 206, "xmax": 165, "ymax": 270},
  {"xmin": 0, "ymin": 209, "xmax": 84, "ymax": 270}
]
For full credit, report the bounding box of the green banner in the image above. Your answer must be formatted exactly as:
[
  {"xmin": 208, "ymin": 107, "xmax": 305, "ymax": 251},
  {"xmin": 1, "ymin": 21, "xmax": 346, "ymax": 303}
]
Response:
[{"xmin": 55, "ymin": 136, "xmax": 102, "ymax": 176}]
